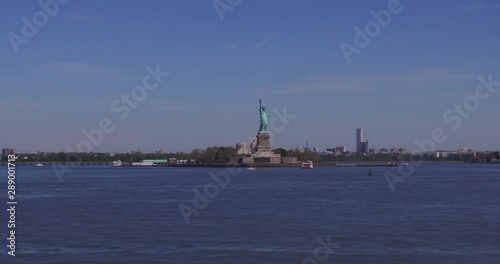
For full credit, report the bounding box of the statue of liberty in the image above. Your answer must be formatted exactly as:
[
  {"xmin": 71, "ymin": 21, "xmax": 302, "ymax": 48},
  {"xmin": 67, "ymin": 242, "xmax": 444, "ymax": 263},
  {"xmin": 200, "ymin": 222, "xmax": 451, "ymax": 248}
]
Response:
[{"xmin": 259, "ymin": 99, "xmax": 270, "ymax": 133}]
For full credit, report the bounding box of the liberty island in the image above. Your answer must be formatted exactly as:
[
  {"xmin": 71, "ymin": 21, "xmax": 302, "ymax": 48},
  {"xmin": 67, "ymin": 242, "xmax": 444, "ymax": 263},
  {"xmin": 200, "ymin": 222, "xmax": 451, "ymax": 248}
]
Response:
[{"xmin": 230, "ymin": 100, "xmax": 289, "ymax": 165}]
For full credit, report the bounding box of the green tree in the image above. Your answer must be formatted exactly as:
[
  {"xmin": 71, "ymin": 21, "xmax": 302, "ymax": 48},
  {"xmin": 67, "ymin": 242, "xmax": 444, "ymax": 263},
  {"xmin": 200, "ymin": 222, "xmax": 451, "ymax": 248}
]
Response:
[
  {"xmin": 298, "ymin": 151, "xmax": 320, "ymax": 162},
  {"xmin": 215, "ymin": 147, "xmax": 228, "ymax": 163},
  {"xmin": 274, "ymin": 148, "xmax": 287, "ymax": 157},
  {"xmin": 203, "ymin": 147, "xmax": 219, "ymax": 163},
  {"xmin": 190, "ymin": 149, "xmax": 203, "ymax": 161},
  {"xmin": 213, "ymin": 147, "xmax": 236, "ymax": 163}
]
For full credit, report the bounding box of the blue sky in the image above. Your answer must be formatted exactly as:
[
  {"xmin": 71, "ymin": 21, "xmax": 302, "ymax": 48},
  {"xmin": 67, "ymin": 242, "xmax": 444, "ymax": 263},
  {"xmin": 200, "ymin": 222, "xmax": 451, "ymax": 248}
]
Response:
[{"xmin": 1, "ymin": 0, "xmax": 499, "ymax": 153}]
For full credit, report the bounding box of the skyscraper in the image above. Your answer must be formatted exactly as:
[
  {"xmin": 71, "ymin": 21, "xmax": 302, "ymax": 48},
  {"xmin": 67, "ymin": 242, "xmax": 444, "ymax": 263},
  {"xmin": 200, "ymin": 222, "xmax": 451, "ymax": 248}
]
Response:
[{"xmin": 356, "ymin": 128, "xmax": 368, "ymax": 154}]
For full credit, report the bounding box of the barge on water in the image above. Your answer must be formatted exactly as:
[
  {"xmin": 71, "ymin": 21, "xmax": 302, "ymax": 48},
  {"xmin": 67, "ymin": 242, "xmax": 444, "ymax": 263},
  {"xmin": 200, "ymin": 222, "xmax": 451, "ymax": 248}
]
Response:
[
  {"xmin": 335, "ymin": 162, "xmax": 398, "ymax": 167},
  {"xmin": 112, "ymin": 159, "xmax": 195, "ymax": 167},
  {"xmin": 113, "ymin": 159, "xmax": 168, "ymax": 167}
]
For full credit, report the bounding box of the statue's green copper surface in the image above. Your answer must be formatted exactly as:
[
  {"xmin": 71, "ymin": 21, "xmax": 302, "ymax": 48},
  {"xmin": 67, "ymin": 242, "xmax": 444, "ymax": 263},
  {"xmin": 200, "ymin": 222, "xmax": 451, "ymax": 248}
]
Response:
[{"xmin": 259, "ymin": 99, "xmax": 270, "ymax": 133}]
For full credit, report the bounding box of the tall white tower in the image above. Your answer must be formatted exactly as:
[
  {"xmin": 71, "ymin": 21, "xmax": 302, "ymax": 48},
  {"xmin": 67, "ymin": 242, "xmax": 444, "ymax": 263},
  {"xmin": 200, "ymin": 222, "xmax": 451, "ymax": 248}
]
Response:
[{"xmin": 356, "ymin": 128, "xmax": 368, "ymax": 154}]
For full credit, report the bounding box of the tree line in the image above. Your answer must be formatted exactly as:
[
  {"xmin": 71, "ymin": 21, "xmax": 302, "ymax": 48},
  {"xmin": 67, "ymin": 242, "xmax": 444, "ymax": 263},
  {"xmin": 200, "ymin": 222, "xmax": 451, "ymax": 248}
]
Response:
[
  {"xmin": 2, "ymin": 148, "xmax": 498, "ymax": 164},
  {"xmin": 1, "ymin": 146, "xmax": 238, "ymax": 164}
]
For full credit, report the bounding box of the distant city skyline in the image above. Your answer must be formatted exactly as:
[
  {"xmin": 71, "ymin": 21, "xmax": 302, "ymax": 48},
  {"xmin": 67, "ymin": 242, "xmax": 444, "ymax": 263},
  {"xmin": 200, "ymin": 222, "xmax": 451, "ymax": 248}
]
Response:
[{"xmin": 2, "ymin": 0, "xmax": 499, "ymax": 153}]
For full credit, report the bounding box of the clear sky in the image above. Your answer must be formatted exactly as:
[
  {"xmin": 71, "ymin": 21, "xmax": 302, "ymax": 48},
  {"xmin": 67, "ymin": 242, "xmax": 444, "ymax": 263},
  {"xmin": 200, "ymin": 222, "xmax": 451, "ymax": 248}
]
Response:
[{"xmin": 1, "ymin": 0, "xmax": 499, "ymax": 153}]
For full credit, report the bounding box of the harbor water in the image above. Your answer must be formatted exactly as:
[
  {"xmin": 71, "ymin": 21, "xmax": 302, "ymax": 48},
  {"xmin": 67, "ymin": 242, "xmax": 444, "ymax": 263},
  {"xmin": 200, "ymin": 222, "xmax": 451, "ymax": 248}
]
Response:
[{"xmin": 2, "ymin": 163, "xmax": 500, "ymax": 263}]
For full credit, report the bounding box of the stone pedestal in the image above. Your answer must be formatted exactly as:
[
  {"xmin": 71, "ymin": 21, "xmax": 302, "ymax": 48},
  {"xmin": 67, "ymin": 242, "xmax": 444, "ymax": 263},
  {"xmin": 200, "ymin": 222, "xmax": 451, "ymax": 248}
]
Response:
[
  {"xmin": 256, "ymin": 132, "xmax": 271, "ymax": 153},
  {"xmin": 251, "ymin": 132, "xmax": 281, "ymax": 164}
]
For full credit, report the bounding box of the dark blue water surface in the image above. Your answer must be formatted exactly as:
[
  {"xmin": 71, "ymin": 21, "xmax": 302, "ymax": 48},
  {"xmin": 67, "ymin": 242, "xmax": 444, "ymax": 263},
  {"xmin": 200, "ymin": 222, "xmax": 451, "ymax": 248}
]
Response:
[{"xmin": 1, "ymin": 163, "xmax": 499, "ymax": 263}]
